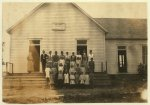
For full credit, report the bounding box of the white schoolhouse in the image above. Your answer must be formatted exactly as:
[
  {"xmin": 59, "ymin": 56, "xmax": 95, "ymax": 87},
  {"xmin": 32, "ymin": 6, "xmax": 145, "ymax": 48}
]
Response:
[{"xmin": 7, "ymin": 3, "xmax": 147, "ymax": 74}]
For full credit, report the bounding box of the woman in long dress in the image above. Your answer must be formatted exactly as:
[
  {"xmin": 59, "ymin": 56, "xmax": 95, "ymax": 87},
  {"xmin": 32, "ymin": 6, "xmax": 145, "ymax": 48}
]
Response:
[{"xmin": 27, "ymin": 52, "xmax": 34, "ymax": 73}]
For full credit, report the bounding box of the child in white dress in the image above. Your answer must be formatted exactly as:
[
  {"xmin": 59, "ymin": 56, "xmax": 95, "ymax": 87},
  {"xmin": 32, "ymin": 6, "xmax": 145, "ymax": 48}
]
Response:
[
  {"xmin": 64, "ymin": 71, "xmax": 69, "ymax": 88},
  {"xmin": 45, "ymin": 64, "xmax": 50, "ymax": 86}
]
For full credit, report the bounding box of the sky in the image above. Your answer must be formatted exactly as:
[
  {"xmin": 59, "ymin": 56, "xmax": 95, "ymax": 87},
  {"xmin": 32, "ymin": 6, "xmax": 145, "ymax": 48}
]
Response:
[{"xmin": 2, "ymin": 2, "xmax": 147, "ymax": 62}]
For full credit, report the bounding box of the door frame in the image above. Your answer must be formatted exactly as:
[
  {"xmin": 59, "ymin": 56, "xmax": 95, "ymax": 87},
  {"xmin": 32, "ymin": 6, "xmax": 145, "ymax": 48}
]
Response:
[
  {"xmin": 27, "ymin": 38, "xmax": 42, "ymax": 73},
  {"xmin": 75, "ymin": 38, "xmax": 89, "ymax": 55},
  {"xmin": 117, "ymin": 46, "xmax": 127, "ymax": 73}
]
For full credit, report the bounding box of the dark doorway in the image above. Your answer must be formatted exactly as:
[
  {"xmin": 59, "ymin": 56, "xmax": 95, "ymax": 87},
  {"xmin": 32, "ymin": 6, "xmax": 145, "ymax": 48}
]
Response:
[
  {"xmin": 29, "ymin": 40, "xmax": 40, "ymax": 72},
  {"xmin": 77, "ymin": 46, "xmax": 87, "ymax": 56},
  {"xmin": 118, "ymin": 50, "xmax": 127, "ymax": 73}
]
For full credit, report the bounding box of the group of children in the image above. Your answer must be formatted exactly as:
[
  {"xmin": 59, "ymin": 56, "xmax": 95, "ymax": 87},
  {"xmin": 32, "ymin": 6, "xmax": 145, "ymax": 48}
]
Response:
[{"xmin": 44, "ymin": 50, "xmax": 95, "ymax": 89}]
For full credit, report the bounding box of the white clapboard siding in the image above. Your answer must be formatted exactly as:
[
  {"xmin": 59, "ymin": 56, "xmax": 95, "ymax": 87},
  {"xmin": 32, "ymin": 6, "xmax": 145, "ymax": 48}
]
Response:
[
  {"xmin": 10, "ymin": 3, "xmax": 106, "ymax": 73},
  {"xmin": 106, "ymin": 40, "xmax": 147, "ymax": 74}
]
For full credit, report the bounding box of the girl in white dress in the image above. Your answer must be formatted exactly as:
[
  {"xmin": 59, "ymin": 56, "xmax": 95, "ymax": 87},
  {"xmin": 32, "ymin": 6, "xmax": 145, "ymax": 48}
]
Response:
[
  {"xmin": 45, "ymin": 64, "xmax": 50, "ymax": 86},
  {"xmin": 64, "ymin": 71, "xmax": 69, "ymax": 88}
]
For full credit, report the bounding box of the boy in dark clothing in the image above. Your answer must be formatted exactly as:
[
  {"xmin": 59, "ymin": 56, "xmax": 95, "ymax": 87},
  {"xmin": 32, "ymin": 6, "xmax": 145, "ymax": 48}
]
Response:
[{"xmin": 52, "ymin": 51, "xmax": 59, "ymax": 70}]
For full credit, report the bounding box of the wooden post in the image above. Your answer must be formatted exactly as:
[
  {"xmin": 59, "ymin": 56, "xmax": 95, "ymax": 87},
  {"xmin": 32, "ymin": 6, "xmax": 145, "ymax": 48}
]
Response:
[
  {"xmin": 6, "ymin": 62, "xmax": 8, "ymax": 73},
  {"xmin": 12, "ymin": 63, "xmax": 14, "ymax": 74},
  {"xmin": 101, "ymin": 62, "xmax": 103, "ymax": 72},
  {"xmin": 106, "ymin": 61, "xmax": 107, "ymax": 73}
]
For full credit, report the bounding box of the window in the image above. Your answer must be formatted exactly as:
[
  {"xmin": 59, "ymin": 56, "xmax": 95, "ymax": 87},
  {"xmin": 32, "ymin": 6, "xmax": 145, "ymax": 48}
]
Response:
[
  {"xmin": 29, "ymin": 40, "xmax": 40, "ymax": 44},
  {"xmin": 77, "ymin": 40, "xmax": 87, "ymax": 45},
  {"xmin": 142, "ymin": 46, "xmax": 147, "ymax": 64}
]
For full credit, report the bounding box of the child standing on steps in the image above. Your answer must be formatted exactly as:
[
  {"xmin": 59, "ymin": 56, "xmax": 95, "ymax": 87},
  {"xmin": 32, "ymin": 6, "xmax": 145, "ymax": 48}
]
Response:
[
  {"xmin": 58, "ymin": 70, "xmax": 64, "ymax": 88},
  {"xmin": 64, "ymin": 71, "xmax": 69, "ymax": 88},
  {"xmin": 79, "ymin": 72, "xmax": 85, "ymax": 88},
  {"xmin": 45, "ymin": 64, "xmax": 50, "ymax": 87},
  {"xmin": 49, "ymin": 69, "xmax": 54, "ymax": 89}
]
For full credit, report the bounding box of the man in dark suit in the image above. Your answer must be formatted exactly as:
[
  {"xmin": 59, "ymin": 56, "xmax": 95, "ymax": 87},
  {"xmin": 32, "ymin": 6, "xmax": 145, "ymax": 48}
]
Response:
[
  {"xmin": 41, "ymin": 50, "xmax": 47, "ymax": 75},
  {"xmin": 88, "ymin": 58, "xmax": 95, "ymax": 73}
]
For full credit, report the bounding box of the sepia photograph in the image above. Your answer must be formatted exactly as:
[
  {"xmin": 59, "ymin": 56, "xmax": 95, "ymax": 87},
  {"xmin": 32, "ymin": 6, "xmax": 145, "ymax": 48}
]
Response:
[{"xmin": 2, "ymin": 1, "xmax": 147, "ymax": 103}]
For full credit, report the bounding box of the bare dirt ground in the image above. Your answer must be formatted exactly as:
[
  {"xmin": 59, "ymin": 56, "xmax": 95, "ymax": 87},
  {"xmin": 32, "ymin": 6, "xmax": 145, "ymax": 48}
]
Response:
[{"xmin": 3, "ymin": 83, "xmax": 147, "ymax": 103}]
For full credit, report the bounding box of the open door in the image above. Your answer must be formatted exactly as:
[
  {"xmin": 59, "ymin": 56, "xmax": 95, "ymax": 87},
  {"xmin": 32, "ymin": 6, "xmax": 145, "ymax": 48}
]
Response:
[
  {"xmin": 77, "ymin": 40, "xmax": 87, "ymax": 56},
  {"xmin": 118, "ymin": 50, "xmax": 127, "ymax": 73},
  {"xmin": 29, "ymin": 40, "xmax": 40, "ymax": 72}
]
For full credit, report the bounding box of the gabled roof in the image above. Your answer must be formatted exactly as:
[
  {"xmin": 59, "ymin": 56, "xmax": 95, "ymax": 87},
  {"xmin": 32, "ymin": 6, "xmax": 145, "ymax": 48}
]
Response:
[
  {"xmin": 7, "ymin": 3, "xmax": 108, "ymax": 34},
  {"xmin": 95, "ymin": 18, "xmax": 147, "ymax": 39}
]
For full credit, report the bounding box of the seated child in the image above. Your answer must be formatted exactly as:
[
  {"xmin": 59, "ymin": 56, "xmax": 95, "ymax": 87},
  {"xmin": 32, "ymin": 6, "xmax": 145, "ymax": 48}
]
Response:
[
  {"xmin": 58, "ymin": 70, "xmax": 64, "ymax": 88},
  {"xmin": 45, "ymin": 64, "xmax": 50, "ymax": 86},
  {"xmin": 70, "ymin": 71, "xmax": 75, "ymax": 88},
  {"xmin": 64, "ymin": 71, "xmax": 69, "ymax": 88}
]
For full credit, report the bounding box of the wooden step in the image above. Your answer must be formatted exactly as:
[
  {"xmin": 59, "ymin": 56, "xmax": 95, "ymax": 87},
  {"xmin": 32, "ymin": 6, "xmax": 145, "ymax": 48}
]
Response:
[
  {"xmin": 93, "ymin": 73, "xmax": 111, "ymax": 86},
  {"xmin": 3, "ymin": 73, "xmax": 47, "ymax": 88},
  {"xmin": 6, "ymin": 73, "xmax": 44, "ymax": 76}
]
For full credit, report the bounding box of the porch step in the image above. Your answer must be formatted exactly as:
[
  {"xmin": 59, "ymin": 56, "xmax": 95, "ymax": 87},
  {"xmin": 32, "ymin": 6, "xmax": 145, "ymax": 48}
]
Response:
[
  {"xmin": 3, "ymin": 73, "xmax": 46, "ymax": 88},
  {"xmin": 93, "ymin": 73, "xmax": 111, "ymax": 86},
  {"xmin": 5, "ymin": 73, "xmax": 45, "ymax": 76}
]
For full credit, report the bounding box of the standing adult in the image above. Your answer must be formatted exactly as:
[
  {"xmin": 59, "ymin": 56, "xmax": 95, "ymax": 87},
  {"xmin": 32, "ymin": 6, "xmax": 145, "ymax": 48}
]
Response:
[
  {"xmin": 59, "ymin": 51, "xmax": 65, "ymax": 66},
  {"xmin": 41, "ymin": 50, "xmax": 47, "ymax": 75},
  {"xmin": 52, "ymin": 51, "xmax": 59, "ymax": 70},
  {"xmin": 88, "ymin": 58, "xmax": 95, "ymax": 73},
  {"xmin": 88, "ymin": 50, "xmax": 94, "ymax": 62},
  {"xmin": 27, "ymin": 52, "xmax": 34, "ymax": 73},
  {"xmin": 47, "ymin": 51, "xmax": 53, "ymax": 68},
  {"xmin": 65, "ymin": 52, "xmax": 70, "ymax": 72},
  {"xmin": 70, "ymin": 52, "xmax": 76, "ymax": 67},
  {"xmin": 82, "ymin": 52, "xmax": 88, "ymax": 69},
  {"xmin": 76, "ymin": 51, "xmax": 82, "ymax": 67}
]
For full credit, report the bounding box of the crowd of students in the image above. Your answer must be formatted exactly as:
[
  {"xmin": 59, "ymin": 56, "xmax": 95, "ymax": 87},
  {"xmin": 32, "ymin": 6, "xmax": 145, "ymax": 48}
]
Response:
[{"xmin": 41, "ymin": 50, "xmax": 95, "ymax": 89}]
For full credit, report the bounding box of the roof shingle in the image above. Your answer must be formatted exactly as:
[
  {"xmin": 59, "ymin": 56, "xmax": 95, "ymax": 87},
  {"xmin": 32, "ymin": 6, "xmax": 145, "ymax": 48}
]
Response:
[{"xmin": 94, "ymin": 18, "xmax": 147, "ymax": 39}]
